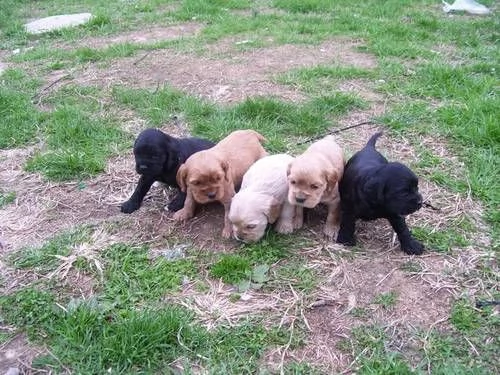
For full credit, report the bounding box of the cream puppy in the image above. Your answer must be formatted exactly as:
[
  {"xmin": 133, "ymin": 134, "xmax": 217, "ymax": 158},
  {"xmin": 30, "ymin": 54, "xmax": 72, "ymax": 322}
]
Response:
[
  {"xmin": 287, "ymin": 135, "xmax": 344, "ymax": 238},
  {"xmin": 229, "ymin": 154, "xmax": 303, "ymax": 243}
]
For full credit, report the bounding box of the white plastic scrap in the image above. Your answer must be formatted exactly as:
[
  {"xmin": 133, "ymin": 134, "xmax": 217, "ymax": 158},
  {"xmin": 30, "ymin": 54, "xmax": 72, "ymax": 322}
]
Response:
[{"xmin": 442, "ymin": 0, "xmax": 491, "ymax": 15}]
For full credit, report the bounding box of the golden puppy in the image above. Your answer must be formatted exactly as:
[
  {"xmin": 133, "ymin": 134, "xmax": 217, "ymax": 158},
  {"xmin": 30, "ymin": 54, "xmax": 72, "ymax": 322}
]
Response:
[
  {"xmin": 228, "ymin": 154, "xmax": 303, "ymax": 243},
  {"xmin": 287, "ymin": 135, "xmax": 344, "ymax": 238},
  {"xmin": 174, "ymin": 129, "xmax": 267, "ymax": 238}
]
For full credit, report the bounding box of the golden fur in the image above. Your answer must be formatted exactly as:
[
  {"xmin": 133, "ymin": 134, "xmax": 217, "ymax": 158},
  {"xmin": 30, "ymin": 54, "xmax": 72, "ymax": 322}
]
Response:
[
  {"xmin": 228, "ymin": 154, "xmax": 303, "ymax": 243},
  {"xmin": 174, "ymin": 129, "xmax": 267, "ymax": 238},
  {"xmin": 287, "ymin": 135, "xmax": 344, "ymax": 238}
]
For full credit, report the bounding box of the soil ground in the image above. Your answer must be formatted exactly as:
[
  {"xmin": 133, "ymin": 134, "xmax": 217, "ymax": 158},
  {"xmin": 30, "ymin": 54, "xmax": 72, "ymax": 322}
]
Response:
[{"xmin": 0, "ymin": 24, "xmax": 492, "ymax": 373}]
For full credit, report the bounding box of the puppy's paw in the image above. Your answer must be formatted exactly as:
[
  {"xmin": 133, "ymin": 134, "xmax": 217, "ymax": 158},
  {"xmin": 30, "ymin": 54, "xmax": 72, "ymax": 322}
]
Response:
[
  {"xmin": 336, "ymin": 231, "xmax": 356, "ymax": 246},
  {"xmin": 323, "ymin": 225, "xmax": 338, "ymax": 240},
  {"xmin": 222, "ymin": 226, "xmax": 232, "ymax": 239},
  {"xmin": 401, "ymin": 237, "xmax": 424, "ymax": 255},
  {"xmin": 173, "ymin": 208, "xmax": 192, "ymax": 222},
  {"xmin": 293, "ymin": 208, "xmax": 304, "ymax": 229},
  {"xmin": 121, "ymin": 200, "xmax": 139, "ymax": 214},
  {"xmin": 275, "ymin": 219, "xmax": 294, "ymax": 234}
]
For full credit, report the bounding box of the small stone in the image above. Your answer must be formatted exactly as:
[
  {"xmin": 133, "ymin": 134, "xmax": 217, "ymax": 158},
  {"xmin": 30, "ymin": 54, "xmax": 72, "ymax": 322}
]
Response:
[
  {"xmin": 25, "ymin": 13, "xmax": 92, "ymax": 34},
  {"xmin": 240, "ymin": 293, "xmax": 252, "ymax": 301}
]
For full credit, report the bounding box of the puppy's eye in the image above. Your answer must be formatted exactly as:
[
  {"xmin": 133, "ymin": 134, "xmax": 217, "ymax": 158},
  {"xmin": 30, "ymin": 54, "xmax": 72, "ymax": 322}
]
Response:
[
  {"xmin": 310, "ymin": 184, "xmax": 319, "ymax": 190},
  {"xmin": 191, "ymin": 180, "xmax": 200, "ymax": 186},
  {"xmin": 246, "ymin": 224, "xmax": 257, "ymax": 229},
  {"xmin": 290, "ymin": 180, "xmax": 296, "ymax": 185}
]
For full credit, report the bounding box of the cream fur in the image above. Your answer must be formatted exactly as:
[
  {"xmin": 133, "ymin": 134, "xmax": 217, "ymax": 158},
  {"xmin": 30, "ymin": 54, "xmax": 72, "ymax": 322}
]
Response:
[
  {"xmin": 229, "ymin": 154, "xmax": 303, "ymax": 242},
  {"xmin": 287, "ymin": 135, "xmax": 344, "ymax": 238}
]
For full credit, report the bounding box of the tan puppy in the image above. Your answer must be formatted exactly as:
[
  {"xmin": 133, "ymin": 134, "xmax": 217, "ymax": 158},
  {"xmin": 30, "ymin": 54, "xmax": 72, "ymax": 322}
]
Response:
[
  {"xmin": 229, "ymin": 154, "xmax": 303, "ymax": 243},
  {"xmin": 287, "ymin": 135, "xmax": 344, "ymax": 238},
  {"xmin": 174, "ymin": 129, "xmax": 267, "ymax": 238}
]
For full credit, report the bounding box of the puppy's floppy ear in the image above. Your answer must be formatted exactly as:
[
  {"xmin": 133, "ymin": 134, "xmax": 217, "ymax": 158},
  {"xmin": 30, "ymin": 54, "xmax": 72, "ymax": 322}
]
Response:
[
  {"xmin": 161, "ymin": 136, "xmax": 179, "ymax": 170},
  {"xmin": 165, "ymin": 147, "xmax": 179, "ymax": 171},
  {"xmin": 364, "ymin": 176, "xmax": 385, "ymax": 204},
  {"xmin": 324, "ymin": 169, "xmax": 339, "ymax": 192},
  {"xmin": 220, "ymin": 160, "xmax": 231, "ymax": 182},
  {"xmin": 264, "ymin": 196, "xmax": 282, "ymax": 224},
  {"xmin": 176, "ymin": 164, "xmax": 188, "ymax": 192}
]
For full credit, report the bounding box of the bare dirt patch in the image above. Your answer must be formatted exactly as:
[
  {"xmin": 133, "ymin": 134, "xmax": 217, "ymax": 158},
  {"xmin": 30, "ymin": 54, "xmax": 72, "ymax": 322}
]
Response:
[
  {"xmin": 56, "ymin": 22, "xmax": 205, "ymax": 50},
  {"xmin": 72, "ymin": 39, "xmax": 377, "ymax": 103},
  {"xmin": 0, "ymin": 334, "xmax": 43, "ymax": 375}
]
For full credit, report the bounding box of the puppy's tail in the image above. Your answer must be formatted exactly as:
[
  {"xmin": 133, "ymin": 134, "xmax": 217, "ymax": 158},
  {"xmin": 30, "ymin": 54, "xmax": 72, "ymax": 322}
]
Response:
[{"xmin": 366, "ymin": 131, "xmax": 383, "ymax": 148}]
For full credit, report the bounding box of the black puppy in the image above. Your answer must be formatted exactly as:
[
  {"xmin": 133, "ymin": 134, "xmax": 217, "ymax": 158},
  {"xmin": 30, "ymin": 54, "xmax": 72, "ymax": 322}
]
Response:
[
  {"xmin": 336, "ymin": 132, "xmax": 424, "ymax": 255},
  {"xmin": 121, "ymin": 128, "xmax": 214, "ymax": 214}
]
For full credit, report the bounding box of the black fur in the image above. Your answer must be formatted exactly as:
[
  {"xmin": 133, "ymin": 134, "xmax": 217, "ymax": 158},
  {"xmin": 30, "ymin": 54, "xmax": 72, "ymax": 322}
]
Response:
[
  {"xmin": 121, "ymin": 128, "xmax": 214, "ymax": 213},
  {"xmin": 336, "ymin": 132, "xmax": 424, "ymax": 255}
]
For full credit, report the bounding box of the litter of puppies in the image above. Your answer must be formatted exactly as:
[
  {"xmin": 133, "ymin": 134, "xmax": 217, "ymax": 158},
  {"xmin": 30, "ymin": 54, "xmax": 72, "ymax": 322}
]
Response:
[{"xmin": 124, "ymin": 128, "xmax": 427, "ymax": 254}]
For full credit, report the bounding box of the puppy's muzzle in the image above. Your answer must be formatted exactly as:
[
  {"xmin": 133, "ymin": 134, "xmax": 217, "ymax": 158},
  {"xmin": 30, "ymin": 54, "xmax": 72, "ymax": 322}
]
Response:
[{"xmin": 233, "ymin": 233, "xmax": 248, "ymax": 243}]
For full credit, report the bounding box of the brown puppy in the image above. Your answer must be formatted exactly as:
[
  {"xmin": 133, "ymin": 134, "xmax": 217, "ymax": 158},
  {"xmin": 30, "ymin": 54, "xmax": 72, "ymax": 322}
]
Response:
[
  {"xmin": 287, "ymin": 135, "xmax": 344, "ymax": 238},
  {"xmin": 174, "ymin": 129, "xmax": 267, "ymax": 238}
]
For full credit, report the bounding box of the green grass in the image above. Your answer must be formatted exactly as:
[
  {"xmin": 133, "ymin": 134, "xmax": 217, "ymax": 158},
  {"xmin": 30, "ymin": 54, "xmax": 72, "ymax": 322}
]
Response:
[
  {"xmin": 412, "ymin": 227, "xmax": 470, "ymax": 253},
  {"xmin": 209, "ymin": 234, "xmax": 315, "ymax": 292},
  {"xmin": 1, "ymin": 0, "xmax": 499, "ymax": 373},
  {"xmin": 25, "ymin": 104, "xmax": 127, "ymax": 180},
  {"xmin": 100, "ymin": 243, "xmax": 197, "ymax": 308},
  {"xmin": 24, "ymin": 84, "xmax": 131, "ymax": 180},
  {"xmin": 277, "ymin": 65, "xmax": 376, "ymax": 95},
  {"xmin": 113, "ymin": 85, "xmax": 365, "ymax": 151},
  {"xmin": 0, "ymin": 69, "xmax": 42, "ymax": 148},
  {"xmin": 1, "ymin": 237, "xmax": 292, "ymax": 373},
  {"xmin": 0, "ymin": 70, "xmax": 130, "ymax": 180},
  {"xmin": 8, "ymin": 227, "xmax": 93, "ymax": 273},
  {"xmin": 373, "ymin": 291, "xmax": 398, "ymax": 309},
  {"xmin": 210, "ymin": 254, "xmax": 252, "ymax": 284},
  {"xmin": 273, "ymin": 261, "xmax": 318, "ymax": 292},
  {"xmin": 0, "ymin": 286, "xmax": 291, "ymax": 374},
  {"xmin": 0, "ymin": 190, "xmax": 16, "ymax": 208},
  {"xmin": 339, "ymin": 325, "xmax": 417, "ymax": 374},
  {"xmin": 424, "ymin": 299, "xmax": 499, "ymax": 374},
  {"xmin": 0, "ymin": 285, "xmax": 58, "ymax": 340}
]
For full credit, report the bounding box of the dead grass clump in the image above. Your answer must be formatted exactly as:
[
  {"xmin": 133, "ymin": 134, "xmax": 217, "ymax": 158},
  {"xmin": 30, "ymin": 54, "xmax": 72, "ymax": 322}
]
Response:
[
  {"xmin": 167, "ymin": 279, "xmax": 283, "ymax": 330},
  {"xmin": 47, "ymin": 227, "xmax": 114, "ymax": 281}
]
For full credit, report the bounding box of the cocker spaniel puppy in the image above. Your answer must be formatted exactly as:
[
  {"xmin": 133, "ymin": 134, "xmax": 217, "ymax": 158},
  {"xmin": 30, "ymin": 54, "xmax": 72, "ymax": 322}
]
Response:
[
  {"xmin": 336, "ymin": 132, "xmax": 424, "ymax": 255},
  {"xmin": 228, "ymin": 154, "xmax": 303, "ymax": 243},
  {"xmin": 174, "ymin": 129, "xmax": 267, "ymax": 238},
  {"xmin": 121, "ymin": 128, "xmax": 214, "ymax": 214},
  {"xmin": 287, "ymin": 135, "xmax": 344, "ymax": 238}
]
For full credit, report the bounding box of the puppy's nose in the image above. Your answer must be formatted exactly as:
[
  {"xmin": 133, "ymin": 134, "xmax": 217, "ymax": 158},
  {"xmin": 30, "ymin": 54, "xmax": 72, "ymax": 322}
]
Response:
[
  {"xmin": 207, "ymin": 192, "xmax": 216, "ymax": 199},
  {"xmin": 137, "ymin": 164, "xmax": 148, "ymax": 171},
  {"xmin": 295, "ymin": 197, "xmax": 306, "ymax": 204}
]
